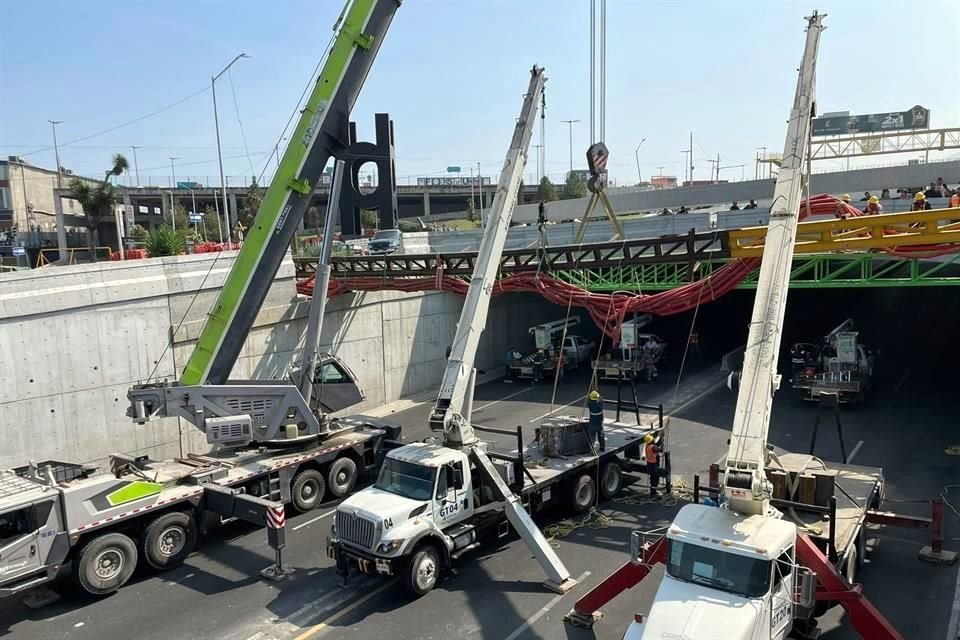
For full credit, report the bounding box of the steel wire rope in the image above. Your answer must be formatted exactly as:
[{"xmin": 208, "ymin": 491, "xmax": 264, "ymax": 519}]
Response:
[{"xmin": 227, "ymin": 67, "xmax": 256, "ymax": 178}]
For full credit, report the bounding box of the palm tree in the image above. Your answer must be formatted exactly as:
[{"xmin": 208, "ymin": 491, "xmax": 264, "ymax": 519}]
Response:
[{"xmin": 70, "ymin": 154, "xmax": 129, "ymax": 262}]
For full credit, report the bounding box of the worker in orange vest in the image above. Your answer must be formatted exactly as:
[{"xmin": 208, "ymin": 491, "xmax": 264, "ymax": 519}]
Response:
[{"xmin": 644, "ymin": 434, "xmax": 663, "ymax": 497}]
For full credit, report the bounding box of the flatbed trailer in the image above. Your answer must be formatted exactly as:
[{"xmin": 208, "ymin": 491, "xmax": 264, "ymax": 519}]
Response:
[
  {"xmin": 765, "ymin": 452, "xmax": 883, "ymax": 580},
  {"xmin": 594, "ymin": 358, "xmax": 655, "ymax": 383},
  {"xmin": 0, "ymin": 418, "xmax": 400, "ymax": 599}
]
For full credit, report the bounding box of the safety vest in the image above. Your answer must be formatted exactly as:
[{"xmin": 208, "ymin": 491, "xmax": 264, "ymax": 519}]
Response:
[
  {"xmin": 645, "ymin": 442, "xmax": 659, "ymax": 465},
  {"xmin": 588, "ymin": 399, "xmax": 604, "ymax": 423}
]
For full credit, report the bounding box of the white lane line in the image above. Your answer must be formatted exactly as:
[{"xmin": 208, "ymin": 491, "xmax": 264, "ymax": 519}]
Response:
[
  {"xmin": 847, "ymin": 440, "xmax": 864, "ymax": 463},
  {"xmin": 474, "ymin": 386, "xmax": 532, "ymax": 411},
  {"xmin": 670, "ymin": 379, "xmax": 726, "ymax": 417},
  {"xmin": 503, "ymin": 571, "xmax": 590, "ymax": 640},
  {"xmin": 528, "ymin": 395, "xmax": 586, "ymax": 423},
  {"xmin": 287, "ymin": 577, "xmax": 377, "ymax": 627},
  {"xmin": 292, "ymin": 510, "xmax": 335, "ymax": 531},
  {"xmin": 946, "ymin": 552, "xmax": 960, "ymax": 640}
]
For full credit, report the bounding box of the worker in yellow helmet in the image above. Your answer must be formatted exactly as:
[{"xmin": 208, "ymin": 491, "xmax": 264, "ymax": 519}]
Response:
[
  {"xmin": 863, "ymin": 195, "xmax": 883, "ymax": 215},
  {"xmin": 532, "ymin": 348, "xmax": 545, "ymax": 386},
  {"xmin": 587, "ymin": 390, "xmax": 605, "ymax": 452},
  {"xmin": 912, "ymin": 191, "xmax": 932, "ymax": 212},
  {"xmin": 835, "ymin": 194, "xmax": 852, "ymax": 219},
  {"xmin": 841, "ymin": 194, "xmax": 851, "ymax": 202}
]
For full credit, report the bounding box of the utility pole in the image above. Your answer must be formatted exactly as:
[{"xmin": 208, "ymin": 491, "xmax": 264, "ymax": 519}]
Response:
[
  {"xmin": 477, "ymin": 161, "xmax": 484, "ymax": 227},
  {"xmin": 48, "ymin": 120, "xmax": 63, "ymax": 188},
  {"xmin": 680, "ymin": 150, "xmax": 691, "ymax": 185},
  {"xmin": 634, "ymin": 138, "xmax": 646, "ymax": 185},
  {"xmin": 130, "ymin": 146, "xmax": 141, "ymax": 186},
  {"xmin": 689, "ymin": 132, "xmax": 694, "ymax": 184},
  {"xmin": 169, "ymin": 157, "xmax": 179, "ymax": 232},
  {"xmin": 562, "ymin": 119, "xmax": 580, "ymax": 176},
  {"xmin": 213, "ymin": 53, "xmax": 250, "ymax": 244}
]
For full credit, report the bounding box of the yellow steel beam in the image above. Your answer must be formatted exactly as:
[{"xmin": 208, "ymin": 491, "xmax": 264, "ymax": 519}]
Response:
[{"xmin": 728, "ymin": 206, "xmax": 960, "ymax": 257}]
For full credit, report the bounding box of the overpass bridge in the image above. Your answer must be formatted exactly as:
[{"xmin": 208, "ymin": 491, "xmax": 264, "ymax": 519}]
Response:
[{"xmin": 296, "ymin": 204, "xmax": 960, "ymax": 335}]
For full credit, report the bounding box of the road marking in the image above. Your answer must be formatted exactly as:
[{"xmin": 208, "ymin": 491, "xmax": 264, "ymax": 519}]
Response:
[
  {"xmin": 293, "ymin": 579, "xmax": 398, "ymax": 640},
  {"xmin": 292, "ymin": 510, "xmax": 335, "ymax": 531},
  {"xmin": 287, "ymin": 579, "xmax": 376, "ymax": 626},
  {"xmin": 474, "ymin": 386, "xmax": 532, "ymax": 411},
  {"xmin": 847, "ymin": 440, "xmax": 864, "ymax": 463},
  {"xmin": 946, "ymin": 550, "xmax": 960, "ymax": 640},
  {"xmin": 165, "ymin": 572, "xmax": 195, "ymax": 586},
  {"xmin": 528, "ymin": 395, "xmax": 586, "ymax": 423},
  {"xmin": 503, "ymin": 571, "xmax": 590, "ymax": 640},
  {"xmin": 670, "ymin": 379, "xmax": 725, "ymax": 417}
]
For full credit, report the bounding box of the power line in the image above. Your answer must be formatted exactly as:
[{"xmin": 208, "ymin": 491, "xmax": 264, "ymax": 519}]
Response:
[
  {"xmin": 227, "ymin": 67, "xmax": 256, "ymax": 177},
  {"xmin": 19, "ymin": 85, "xmax": 212, "ymax": 158}
]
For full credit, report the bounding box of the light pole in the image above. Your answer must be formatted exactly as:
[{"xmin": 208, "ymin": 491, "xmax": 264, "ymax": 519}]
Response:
[
  {"xmin": 212, "ymin": 53, "xmax": 249, "ymax": 245},
  {"xmin": 562, "ymin": 119, "xmax": 580, "ymax": 176},
  {"xmin": 477, "ymin": 161, "xmax": 484, "ymax": 227},
  {"xmin": 130, "ymin": 146, "xmax": 141, "ymax": 186},
  {"xmin": 185, "ymin": 187, "xmax": 199, "ymax": 238},
  {"xmin": 48, "ymin": 120, "xmax": 63, "ymax": 188},
  {"xmin": 169, "ymin": 157, "xmax": 179, "ymax": 231},
  {"xmin": 633, "ymin": 138, "xmax": 646, "ymax": 184}
]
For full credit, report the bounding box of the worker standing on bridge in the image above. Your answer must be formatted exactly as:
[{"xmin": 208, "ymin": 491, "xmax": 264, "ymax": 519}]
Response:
[
  {"xmin": 587, "ymin": 390, "xmax": 605, "ymax": 452},
  {"xmin": 644, "ymin": 434, "xmax": 663, "ymax": 498},
  {"xmin": 532, "ymin": 349, "xmax": 545, "ymax": 386},
  {"xmin": 912, "ymin": 192, "xmax": 932, "ymax": 211}
]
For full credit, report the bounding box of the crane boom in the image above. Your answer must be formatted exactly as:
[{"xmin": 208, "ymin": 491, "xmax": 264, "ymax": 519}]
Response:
[
  {"xmin": 182, "ymin": 0, "xmax": 399, "ymax": 386},
  {"xmin": 429, "ymin": 66, "xmax": 547, "ymax": 447},
  {"xmin": 724, "ymin": 11, "xmax": 824, "ymax": 515}
]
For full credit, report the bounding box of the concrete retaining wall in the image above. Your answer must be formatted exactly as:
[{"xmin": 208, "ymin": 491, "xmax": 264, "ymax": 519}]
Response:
[{"xmin": 0, "ymin": 254, "xmax": 560, "ymax": 468}]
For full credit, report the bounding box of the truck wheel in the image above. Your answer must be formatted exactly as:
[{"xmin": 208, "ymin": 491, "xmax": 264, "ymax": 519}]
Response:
[
  {"xmin": 291, "ymin": 469, "xmax": 327, "ymax": 512},
  {"xmin": 404, "ymin": 545, "xmax": 440, "ymax": 597},
  {"xmin": 845, "ymin": 545, "xmax": 857, "ymax": 584},
  {"xmin": 569, "ymin": 474, "xmax": 596, "ymax": 514},
  {"xmin": 141, "ymin": 511, "xmax": 197, "ymax": 570},
  {"xmin": 73, "ymin": 532, "xmax": 138, "ymax": 596},
  {"xmin": 600, "ymin": 463, "xmax": 623, "ymax": 499},
  {"xmin": 328, "ymin": 457, "xmax": 358, "ymax": 498}
]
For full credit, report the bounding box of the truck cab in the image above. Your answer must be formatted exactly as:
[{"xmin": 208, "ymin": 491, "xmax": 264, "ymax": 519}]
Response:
[
  {"xmin": 368, "ymin": 229, "xmax": 402, "ymax": 255},
  {"xmin": 625, "ymin": 505, "xmax": 800, "ymax": 640},
  {"xmin": 0, "ymin": 471, "xmax": 65, "ymax": 597},
  {"xmin": 328, "ymin": 443, "xmax": 478, "ymax": 595}
]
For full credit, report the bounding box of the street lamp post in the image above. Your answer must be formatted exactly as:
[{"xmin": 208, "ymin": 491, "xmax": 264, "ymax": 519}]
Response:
[
  {"xmin": 169, "ymin": 157, "xmax": 179, "ymax": 232},
  {"xmin": 130, "ymin": 146, "xmax": 141, "ymax": 186},
  {"xmin": 562, "ymin": 119, "xmax": 580, "ymax": 176},
  {"xmin": 212, "ymin": 53, "xmax": 250, "ymax": 246},
  {"xmin": 48, "ymin": 120, "xmax": 63, "ymax": 188},
  {"xmin": 634, "ymin": 138, "xmax": 646, "ymax": 184},
  {"xmin": 477, "ymin": 161, "xmax": 484, "ymax": 227}
]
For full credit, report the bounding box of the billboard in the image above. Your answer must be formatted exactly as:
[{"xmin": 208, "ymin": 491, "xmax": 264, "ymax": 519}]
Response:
[
  {"xmin": 416, "ymin": 176, "xmax": 492, "ymax": 187},
  {"xmin": 812, "ymin": 105, "xmax": 929, "ymax": 137}
]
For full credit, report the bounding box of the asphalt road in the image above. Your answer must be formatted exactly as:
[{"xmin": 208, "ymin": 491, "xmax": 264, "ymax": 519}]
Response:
[{"xmin": 2, "ymin": 357, "xmax": 956, "ymax": 640}]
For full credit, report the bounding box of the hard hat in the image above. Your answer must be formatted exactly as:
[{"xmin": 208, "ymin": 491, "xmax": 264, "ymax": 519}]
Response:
[
  {"xmin": 915, "ymin": 192, "xmax": 926, "ymax": 201},
  {"xmin": 643, "ymin": 434, "xmax": 654, "ymax": 444},
  {"xmin": 538, "ymin": 348, "xmax": 545, "ymax": 353},
  {"xmin": 588, "ymin": 390, "xmax": 600, "ymax": 401},
  {"xmin": 841, "ymin": 194, "xmax": 851, "ymax": 202},
  {"xmin": 869, "ymin": 196, "xmax": 879, "ymax": 204}
]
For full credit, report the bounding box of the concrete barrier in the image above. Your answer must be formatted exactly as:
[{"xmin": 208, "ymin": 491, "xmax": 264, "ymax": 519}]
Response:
[{"xmin": 0, "ymin": 253, "xmax": 563, "ymax": 467}]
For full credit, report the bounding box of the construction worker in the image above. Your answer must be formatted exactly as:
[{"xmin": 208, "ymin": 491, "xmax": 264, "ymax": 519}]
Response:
[
  {"xmin": 504, "ymin": 347, "xmax": 519, "ymax": 383},
  {"xmin": 790, "ymin": 345, "xmax": 805, "ymax": 382},
  {"xmin": 532, "ymin": 349, "xmax": 545, "ymax": 386},
  {"xmin": 951, "ymin": 190, "xmax": 960, "ymax": 209},
  {"xmin": 644, "ymin": 434, "xmax": 663, "ymax": 497},
  {"xmin": 587, "ymin": 390, "xmax": 605, "ymax": 452},
  {"xmin": 689, "ymin": 329, "xmax": 701, "ymax": 358},
  {"xmin": 912, "ymin": 191, "xmax": 932, "ymax": 212},
  {"xmin": 863, "ymin": 195, "xmax": 883, "ymax": 215}
]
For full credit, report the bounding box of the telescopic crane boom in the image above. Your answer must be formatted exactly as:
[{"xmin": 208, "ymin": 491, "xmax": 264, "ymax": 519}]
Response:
[{"xmin": 724, "ymin": 11, "xmax": 822, "ymax": 515}]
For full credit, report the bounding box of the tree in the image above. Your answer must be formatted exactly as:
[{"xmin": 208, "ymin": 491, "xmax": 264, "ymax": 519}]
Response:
[
  {"xmin": 69, "ymin": 153, "xmax": 128, "ymax": 261},
  {"xmin": 237, "ymin": 177, "xmax": 263, "ymax": 236},
  {"xmin": 561, "ymin": 172, "xmax": 587, "ymax": 200},
  {"xmin": 360, "ymin": 209, "xmax": 378, "ymax": 231},
  {"xmin": 466, "ymin": 198, "xmax": 476, "ymax": 223},
  {"xmin": 536, "ymin": 176, "xmax": 559, "ymax": 202},
  {"xmin": 164, "ymin": 203, "xmax": 192, "ymax": 236},
  {"xmin": 202, "ymin": 206, "xmax": 223, "ymax": 242},
  {"xmin": 145, "ymin": 225, "xmax": 184, "ymax": 257}
]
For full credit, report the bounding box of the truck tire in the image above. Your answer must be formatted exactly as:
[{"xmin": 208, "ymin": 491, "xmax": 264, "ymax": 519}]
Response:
[
  {"xmin": 569, "ymin": 474, "xmax": 596, "ymax": 514},
  {"xmin": 73, "ymin": 532, "xmax": 138, "ymax": 596},
  {"xmin": 600, "ymin": 463, "xmax": 623, "ymax": 499},
  {"xmin": 141, "ymin": 511, "xmax": 197, "ymax": 570},
  {"xmin": 291, "ymin": 469, "xmax": 326, "ymax": 512},
  {"xmin": 404, "ymin": 545, "xmax": 440, "ymax": 597},
  {"xmin": 845, "ymin": 545, "xmax": 857, "ymax": 584},
  {"xmin": 327, "ymin": 457, "xmax": 358, "ymax": 498}
]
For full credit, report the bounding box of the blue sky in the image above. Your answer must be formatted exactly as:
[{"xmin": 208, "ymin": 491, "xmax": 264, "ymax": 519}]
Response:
[{"xmin": 2, "ymin": 0, "xmax": 958, "ymax": 187}]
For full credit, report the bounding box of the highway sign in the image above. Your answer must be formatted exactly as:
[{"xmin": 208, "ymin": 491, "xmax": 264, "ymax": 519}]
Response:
[
  {"xmin": 812, "ymin": 105, "xmax": 929, "ymax": 136},
  {"xmin": 12, "ymin": 246, "xmax": 25, "ymax": 256},
  {"xmin": 447, "ymin": 166, "xmax": 461, "ymax": 173},
  {"xmin": 189, "ymin": 212, "xmax": 203, "ymax": 223}
]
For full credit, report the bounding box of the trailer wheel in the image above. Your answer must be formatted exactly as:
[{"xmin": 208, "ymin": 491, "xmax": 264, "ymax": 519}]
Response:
[
  {"xmin": 569, "ymin": 474, "xmax": 596, "ymax": 514},
  {"xmin": 600, "ymin": 463, "xmax": 623, "ymax": 499},
  {"xmin": 291, "ymin": 469, "xmax": 326, "ymax": 512},
  {"xmin": 328, "ymin": 457, "xmax": 358, "ymax": 498},
  {"xmin": 73, "ymin": 532, "xmax": 138, "ymax": 596},
  {"xmin": 404, "ymin": 545, "xmax": 440, "ymax": 597},
  {"xmin": 845, "ymin": 545, "xmax": 857, "ymax": 584},
  {"xmin": 141, "ymin": 511, "xmax": 197, "ymax": 570}
]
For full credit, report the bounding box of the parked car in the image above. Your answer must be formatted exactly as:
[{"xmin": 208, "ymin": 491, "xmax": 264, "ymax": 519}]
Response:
[
  {"xmin": 560, "ymin": 335, "xmax": 596, "ymax": 367},
  {"xmin": 368, "ymin": 229, "xmax": 402, "ymax": 255}
]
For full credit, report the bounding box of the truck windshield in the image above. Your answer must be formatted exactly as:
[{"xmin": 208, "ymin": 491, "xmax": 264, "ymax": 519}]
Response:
[
  {"xmin": 666, "ymin": 540, "xmax": 771, "ymax": 598},
  {"xmin": 373, "ymin": 230, "xmax": 400, "ymax": 241},
  {"xmin": 375, "ymin": 458, "xmax": 436, "ymax": 501}
]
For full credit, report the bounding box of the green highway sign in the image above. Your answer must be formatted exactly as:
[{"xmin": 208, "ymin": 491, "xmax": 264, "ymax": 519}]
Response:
[
  {"xmin": 812, "ymin": 105, "xmax": 929, "ymax": 137},
  {"xmin": 446, "ymin": 166, "xmax": 461, "ymax": 173}
]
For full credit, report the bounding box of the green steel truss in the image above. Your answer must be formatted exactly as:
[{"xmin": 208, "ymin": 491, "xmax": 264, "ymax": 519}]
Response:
[{"xmin": 552, "ymin": 253, "xmax": 960, "ymax": 292}]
